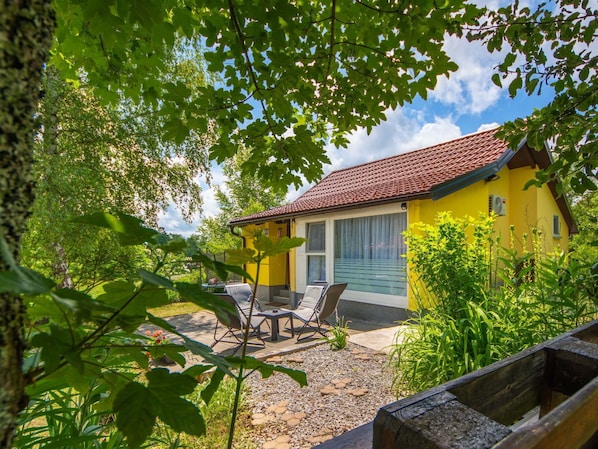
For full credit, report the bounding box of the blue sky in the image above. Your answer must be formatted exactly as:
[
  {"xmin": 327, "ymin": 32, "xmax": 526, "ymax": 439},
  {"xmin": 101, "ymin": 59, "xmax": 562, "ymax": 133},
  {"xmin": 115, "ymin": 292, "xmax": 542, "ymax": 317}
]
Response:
[{"xmin": 158, "ymin": 19, "xmax": 555, "ymax": 237}]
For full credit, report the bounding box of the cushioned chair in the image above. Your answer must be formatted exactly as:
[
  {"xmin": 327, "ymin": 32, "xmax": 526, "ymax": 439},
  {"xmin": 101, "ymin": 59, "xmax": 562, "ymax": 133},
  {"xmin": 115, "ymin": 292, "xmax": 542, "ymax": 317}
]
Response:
[
  {"xmin": 282, "ymin": 283, "xmax": 348, "ymax": 341},
  {"xmin": 211, "ymin": 292, "xmax": 267, "ymax": 353},
  {"xmin": 225, "ymin": 283, "xmax": 254, "ymax": 304}
]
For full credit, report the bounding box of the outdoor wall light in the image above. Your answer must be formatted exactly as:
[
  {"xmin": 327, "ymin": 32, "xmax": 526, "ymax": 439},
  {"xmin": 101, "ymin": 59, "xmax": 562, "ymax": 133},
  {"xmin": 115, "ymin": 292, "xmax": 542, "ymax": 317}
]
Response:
[
  {"xmin": 485, "ymin": 174, "xmax": 501, "ymax": 182},
  {"xmin": 400, "ymin": 202, "xmax": 407, "ymax": 211}
]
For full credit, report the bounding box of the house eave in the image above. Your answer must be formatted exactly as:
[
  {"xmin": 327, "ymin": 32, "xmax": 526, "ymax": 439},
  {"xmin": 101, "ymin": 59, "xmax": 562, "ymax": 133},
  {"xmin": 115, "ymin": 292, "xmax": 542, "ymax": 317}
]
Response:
[
  {"xmin": 430, "ymin": 148, "xmax": 517, "ymax": 200},
  {"xmin": 229, "ymin": 193, "xmax": 430, "ymax": 226}
]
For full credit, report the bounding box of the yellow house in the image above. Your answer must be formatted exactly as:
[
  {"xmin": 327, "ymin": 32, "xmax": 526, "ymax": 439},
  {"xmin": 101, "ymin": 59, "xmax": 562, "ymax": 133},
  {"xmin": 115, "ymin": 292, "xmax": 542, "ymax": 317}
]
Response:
[{"xmin": 229, "ymin": 127, "xmax": 577, "ymax": 322}]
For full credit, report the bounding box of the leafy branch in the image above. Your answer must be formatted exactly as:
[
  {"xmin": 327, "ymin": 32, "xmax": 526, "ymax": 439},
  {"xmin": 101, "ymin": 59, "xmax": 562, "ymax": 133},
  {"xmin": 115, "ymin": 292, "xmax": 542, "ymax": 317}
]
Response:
[
  {"xmin": 3, "ymin": 213, "xmax": 308, "ymax": 449},
  {"xmin": 227, "ymin": 0, "xmax": 279, "ymax": 141}
]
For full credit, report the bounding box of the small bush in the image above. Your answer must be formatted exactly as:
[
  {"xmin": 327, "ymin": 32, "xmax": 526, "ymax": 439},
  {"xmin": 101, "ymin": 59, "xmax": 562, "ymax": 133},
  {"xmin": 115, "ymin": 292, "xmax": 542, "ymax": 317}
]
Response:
[
  {"xmin": 149, "ymin": 378, "xmax": 256, "ymax": 449},
  {"xmin": 323, "ymin": 317, "xmax": 350, "ymax": 350},
  {"xmin": 391, "ymin": 300, "xmax": 507, "ymax": 392}
]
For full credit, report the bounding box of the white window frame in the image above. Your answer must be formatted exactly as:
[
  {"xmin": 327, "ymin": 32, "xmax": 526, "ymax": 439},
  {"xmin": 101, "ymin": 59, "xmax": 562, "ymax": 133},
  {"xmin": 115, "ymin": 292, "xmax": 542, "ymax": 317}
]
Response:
[
  {"xmin": 296, "ymin": 203, "xmax": 408, "ymax": 308},
  {"xmin": 305, "ymin": 221, "xmax": 326, "ymax": 283}
]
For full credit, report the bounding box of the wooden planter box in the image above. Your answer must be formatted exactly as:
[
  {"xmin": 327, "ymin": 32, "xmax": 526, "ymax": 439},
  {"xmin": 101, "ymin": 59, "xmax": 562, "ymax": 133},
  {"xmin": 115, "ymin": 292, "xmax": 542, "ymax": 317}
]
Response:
[{"xmin": 373, "ymin": 319, "xmax": 598, "ymax": 449}]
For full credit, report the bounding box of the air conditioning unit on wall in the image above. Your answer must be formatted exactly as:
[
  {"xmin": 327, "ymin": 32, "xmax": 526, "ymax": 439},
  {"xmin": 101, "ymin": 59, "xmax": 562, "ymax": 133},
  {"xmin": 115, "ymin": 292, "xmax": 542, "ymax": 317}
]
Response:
[{"xmin": 489, "ymin": 195, "xmax": 507, "ymax": 216}]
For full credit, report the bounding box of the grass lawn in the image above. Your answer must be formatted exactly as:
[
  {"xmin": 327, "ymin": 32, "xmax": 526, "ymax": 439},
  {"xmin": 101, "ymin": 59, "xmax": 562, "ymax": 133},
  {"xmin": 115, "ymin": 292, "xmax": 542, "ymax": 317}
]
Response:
[{"xmin": 149, "ymin": 301, "xmax": 204, "ymax": 318}]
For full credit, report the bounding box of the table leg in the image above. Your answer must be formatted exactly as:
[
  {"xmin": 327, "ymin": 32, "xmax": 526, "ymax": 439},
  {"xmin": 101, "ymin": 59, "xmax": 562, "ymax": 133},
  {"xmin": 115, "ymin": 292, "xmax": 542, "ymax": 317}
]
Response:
[
  {"xmin": 289, "ymin": 315, "xmax": 294, "ymax": 337},
  {"xmin": 270, "ymin": 317, "xmax": 279, "ymax": 341}
]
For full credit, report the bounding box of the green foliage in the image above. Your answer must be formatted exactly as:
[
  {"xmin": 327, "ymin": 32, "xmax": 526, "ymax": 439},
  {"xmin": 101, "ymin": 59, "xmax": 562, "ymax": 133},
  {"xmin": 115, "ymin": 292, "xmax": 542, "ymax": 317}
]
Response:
[
  {"xmin": 196, "ymin": 146, "xmax": 286, "ymax": 255},
  {"xmin": 323, "ymin": 317, "xmax": 350, "ymax": 351},
  {"xmin": 22, "ymin": 66, "xmax": 212, "ymax": 289},
  {"xmin": 14, "ymin": 386, "xmax": 125, "ymax": 449},
  {"xmin": 496, "ymin": 243, "xmax": 598, "ymax": 343},
  {"xmin": 149, "ymin": 378, "xmax": 256, "ymax": 449},
  {"xmin": 221, "ymin": 230, "xmax": 306, "ymax": 449},
  {"xmin": 392, "ymin": 300, "xmax": 506, "ymax": 392},
  {"xmin": 51, "ymin": 0, "xmax": 481, "ymax": 191},
  {"xmin": 391, "ymin": 214, "xmax": 598, "ymax": 393},
  {"xmin": 468, "ymin": 2, "xmax": 597, "ymax": 193},
  {"xmin": 570, "ymin": 191, "xmax": 598, "ymax": 265},
  {"xmin": 2, "ymin": 213, "xmax": 306, "ymax": 449},
  {"xmin": 404, "ymin": 212, "xmax": 495, "ymax": 318}
]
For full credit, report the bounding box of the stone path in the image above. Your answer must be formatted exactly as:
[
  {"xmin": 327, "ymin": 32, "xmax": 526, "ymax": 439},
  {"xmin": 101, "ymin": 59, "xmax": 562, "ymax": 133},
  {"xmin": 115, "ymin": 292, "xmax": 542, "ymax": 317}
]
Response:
[{"xmin": 246, "ymin": 346, "xmax": 395, "ymax": 449}]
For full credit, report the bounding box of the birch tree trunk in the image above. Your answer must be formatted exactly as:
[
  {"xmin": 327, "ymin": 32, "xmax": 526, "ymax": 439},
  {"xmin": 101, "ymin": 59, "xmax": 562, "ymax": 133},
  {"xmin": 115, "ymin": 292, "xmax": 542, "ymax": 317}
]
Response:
[{"xmin": 0, "ymin": 1, "xmax": 54, "ymax": 447}]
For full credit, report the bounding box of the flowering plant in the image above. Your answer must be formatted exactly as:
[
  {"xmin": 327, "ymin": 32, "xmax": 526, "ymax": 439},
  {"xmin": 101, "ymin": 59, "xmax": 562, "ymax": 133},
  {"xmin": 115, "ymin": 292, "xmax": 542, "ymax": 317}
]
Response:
[
  {"xmin": 144, "ymin": 330, "xmax": 176, "ymax": 365},
  {"xmin": 145, "ymin": 329, "xmax": 170, "ymax": 346}
]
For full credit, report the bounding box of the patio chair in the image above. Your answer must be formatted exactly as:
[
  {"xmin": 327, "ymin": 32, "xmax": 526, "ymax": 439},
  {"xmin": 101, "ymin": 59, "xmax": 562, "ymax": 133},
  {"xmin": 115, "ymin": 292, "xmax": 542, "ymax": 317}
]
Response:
[
  {"xmin": 290, "ymin": 283, "xmax": 347, "ymax": 341},
  {"xmin": 211, "ymin": 293, "xmax": 267, "ymax": 353},
  {"xmin": 225, "ymin": 283, "xmax": 254, "ymax": 303},
  {"xmin": 224, "ymin": 282, "xmax": 266, "ymax": 322}
]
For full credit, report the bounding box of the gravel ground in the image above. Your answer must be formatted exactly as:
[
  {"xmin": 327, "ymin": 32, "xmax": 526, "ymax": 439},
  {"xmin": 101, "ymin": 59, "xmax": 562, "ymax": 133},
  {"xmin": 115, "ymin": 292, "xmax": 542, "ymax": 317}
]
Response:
[{"xmin": 244, "ymin": 342, "xmax": 400, "ymax": 449}]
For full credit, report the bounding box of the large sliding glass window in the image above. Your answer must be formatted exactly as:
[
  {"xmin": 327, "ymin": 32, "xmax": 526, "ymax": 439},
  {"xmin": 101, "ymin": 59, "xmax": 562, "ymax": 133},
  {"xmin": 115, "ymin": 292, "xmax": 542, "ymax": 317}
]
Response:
[
  {"xmin": 306, "ymin": 222, "xmax": 326, "ymax": 284},
  {"xmin": 334, "ymin": 213, "xmax": 407, "ymax": 295}
]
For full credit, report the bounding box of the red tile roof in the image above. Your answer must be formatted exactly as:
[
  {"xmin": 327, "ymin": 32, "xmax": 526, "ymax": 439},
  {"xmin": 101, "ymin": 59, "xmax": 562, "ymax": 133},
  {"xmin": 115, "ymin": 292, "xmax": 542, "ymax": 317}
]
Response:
[{"xmin": 230, "ymin": 127, "xmax": 513, "ymax": 225}]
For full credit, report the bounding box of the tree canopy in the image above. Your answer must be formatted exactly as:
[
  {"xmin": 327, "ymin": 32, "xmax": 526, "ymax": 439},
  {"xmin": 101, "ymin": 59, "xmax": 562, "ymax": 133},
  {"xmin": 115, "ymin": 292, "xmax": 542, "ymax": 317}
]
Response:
[
  {"xmin": 21, "ymin": 61, "xmax": 212, "ymax": 288},
  {"xmin": 50, "ymin": 0, "xmax": 483, "ymax": 189},
  {"xmin": 197, "ymin": 146, "xmax": 286, "ymax": 254},
  {"xmin": 468, "ymin": 0, "xmax": 597, "ymax": 194}
]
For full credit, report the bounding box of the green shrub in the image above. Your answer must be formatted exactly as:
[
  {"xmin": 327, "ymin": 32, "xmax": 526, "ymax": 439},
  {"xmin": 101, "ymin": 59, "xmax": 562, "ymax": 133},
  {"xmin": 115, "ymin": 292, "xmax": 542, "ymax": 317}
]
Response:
[
  {"xmin": 391, "ymin": 300, "xmax": 507, "ymax": 392},
  {"xmin": 404, "ymin": 212, "xmax": 494, "ymax": 319},
  {"xmin": 4, "ymin": 213, "xmax": 306, "ymax": 449},
  {"xmin": 149, "ymin": 378, "xmax": 256, "ymax": 449},
  {"xmin": 391, "ymin": 214, "xmax": 598, "ymax": 395}
]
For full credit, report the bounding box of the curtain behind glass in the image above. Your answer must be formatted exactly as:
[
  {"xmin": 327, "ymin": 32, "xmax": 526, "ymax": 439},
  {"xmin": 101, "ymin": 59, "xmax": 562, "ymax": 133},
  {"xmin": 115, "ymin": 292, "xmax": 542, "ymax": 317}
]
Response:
[
  {"xmin": 306, "ymin": 222, "xmax": 326, "ymax": 283},
  {"xmin": 307, "ymin": 222, "xmax": 325, "ymax": 251},
  {"xmin": 334, "ymin": 213, "xmax": 407, "ymax": 295},
  {"xmin": 307, "ymin": 255, "xmax": 326, "ymax": 284}
]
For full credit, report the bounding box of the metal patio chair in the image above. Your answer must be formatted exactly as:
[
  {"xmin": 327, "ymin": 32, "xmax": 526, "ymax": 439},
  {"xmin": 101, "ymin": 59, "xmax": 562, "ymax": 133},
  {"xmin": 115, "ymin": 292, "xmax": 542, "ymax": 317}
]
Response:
[
  {"xmin": 210, "ymin": 293, "xmax": 267, "ymax": 353},
  {"xmin": 283, "ymin": 283, "xmax": 348, "ymax": 341}
]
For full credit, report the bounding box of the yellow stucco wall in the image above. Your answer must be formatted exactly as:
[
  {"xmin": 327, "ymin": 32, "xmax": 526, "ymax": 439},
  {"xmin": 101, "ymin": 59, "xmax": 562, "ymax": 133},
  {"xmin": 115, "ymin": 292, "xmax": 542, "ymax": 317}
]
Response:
[
  {"xmin": 507, "ymin": 167, "xmax": 568, "ymax": 254},
  {"xmin": 405, "ymin": 164, "xmax": 569, "ymax": 309},
  {"xmin": 239, "ymin": 222, "xmax": 289, "ymax": 287}
]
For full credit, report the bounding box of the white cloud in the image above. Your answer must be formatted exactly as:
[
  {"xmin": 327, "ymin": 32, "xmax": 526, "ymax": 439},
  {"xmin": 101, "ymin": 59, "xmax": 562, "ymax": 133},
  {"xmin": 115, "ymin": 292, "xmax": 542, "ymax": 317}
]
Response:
[
  {"xmin": 431, "ymin": 36, "xmax": 504, "ymax": 115},
  {"xmin": 201, "ymin": 185, "xmax": 220, "ymax": 219},
  {"xmin": 158, "ymin": 163, "xmax": 226, "ymax": 236},
  {"xmin": 157, "ymin": 206, "xmax": 201, "ymax": 237},
  {"xmin": 400, "ymin": 118, "xmax": 462, "ymax": 151},
  {"xmin": 478, "ymin": 122, "xmax": 500, "ymax": 132},
  {"xmin": 325, "ymin": 111, "xmax": 461, "ymax": 170}
]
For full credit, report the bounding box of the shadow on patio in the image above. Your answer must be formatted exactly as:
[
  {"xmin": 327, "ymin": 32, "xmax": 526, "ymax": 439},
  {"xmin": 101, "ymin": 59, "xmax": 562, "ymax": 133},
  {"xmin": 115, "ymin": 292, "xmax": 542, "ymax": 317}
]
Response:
[{"xmin": 157, "ymin": 310, "xmax": 400, "ymax": 371}]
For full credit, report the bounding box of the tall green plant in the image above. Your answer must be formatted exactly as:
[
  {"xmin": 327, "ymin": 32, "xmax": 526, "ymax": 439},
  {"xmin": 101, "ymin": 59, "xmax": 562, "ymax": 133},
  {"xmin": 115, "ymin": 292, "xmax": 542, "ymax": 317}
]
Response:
[
  {"xmin": 496, "ymin": 229, "xmax": 598, "ymax": 345},
  {"xmin": 1, "ymin": 213, "xmax": 306, "ymax": 449},
  {"xmin": 149, "ymin": 378, "xmax": 256, "ymax": 449},
  {"xmin": 392, "ymin": 300, "xmax": 507, "ymax": 392},
  {"xmin": 224, "ymin": 230, "xmax": 306, "ymax": 449},
  {"xmin": 404, "ymin": 212, "xmax": 495, "ymax": 318}
]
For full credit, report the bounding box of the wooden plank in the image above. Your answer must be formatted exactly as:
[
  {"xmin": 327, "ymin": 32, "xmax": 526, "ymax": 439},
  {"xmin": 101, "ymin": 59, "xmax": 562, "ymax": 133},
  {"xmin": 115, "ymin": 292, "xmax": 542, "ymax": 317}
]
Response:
[
  {"xmin": 550, "ymin": 338, "xmax": 598, "ymax": 396},
  {"xmin": 370, "ymin": 320, "xmax": 598, "ymax": 449},
  {"xmin": 394, "ymin": 397, "xmax": 510, "ymax": 449},
  {"xmin": 572, "ymin": 321, "xmax": 598, "ymax": 344},
  {"xmin": 373, "ymin": 392, "xmax": 456, "ymax": 449},
  {"xmin": 493, "ymin": 375, "xmax": 598, "ymax": 449},
  {"xmin": 313, "ymin": 422, "xmax": 372, "ymax": 449},
  {"xmin": 448, "ymin": 350, "xmax": 545, "ymax": 425}
]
